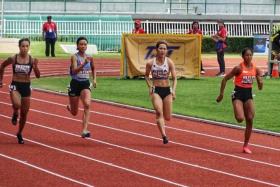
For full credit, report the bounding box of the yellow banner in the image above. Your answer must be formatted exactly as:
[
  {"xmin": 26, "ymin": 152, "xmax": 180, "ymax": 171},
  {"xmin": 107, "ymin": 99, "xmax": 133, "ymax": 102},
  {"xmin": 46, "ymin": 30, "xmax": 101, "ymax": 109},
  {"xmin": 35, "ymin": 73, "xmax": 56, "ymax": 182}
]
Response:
[{"xmin": 120, "ymin": 34, "xmax": 202, "ymax": 78}]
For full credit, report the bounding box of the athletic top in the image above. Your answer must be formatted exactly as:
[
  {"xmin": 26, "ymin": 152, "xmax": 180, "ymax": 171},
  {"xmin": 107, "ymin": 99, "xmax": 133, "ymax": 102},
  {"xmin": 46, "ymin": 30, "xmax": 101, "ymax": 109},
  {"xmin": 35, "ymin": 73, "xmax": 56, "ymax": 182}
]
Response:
[
  {"xmin": 70, "ymin": 53, "xmax": 92, "ymax": 81},
  {"xmin": 234, "ymin": 62, "xmax": 256, "ymax": 88},
  {"xmin": 151, "ymin": 57, "xmax": 169, "ymax": 80},
  {"xmin": 12, "ymin": 55, "xmax": 33, "ymax": 76}
]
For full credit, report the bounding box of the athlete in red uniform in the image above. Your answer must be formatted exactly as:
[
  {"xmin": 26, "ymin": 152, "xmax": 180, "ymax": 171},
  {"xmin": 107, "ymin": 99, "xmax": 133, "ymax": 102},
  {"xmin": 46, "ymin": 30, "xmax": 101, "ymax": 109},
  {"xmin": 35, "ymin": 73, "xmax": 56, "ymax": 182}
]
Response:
[
  {"xmin": 216, "ymin": 48, "xmax": 263, "ymax": 154},
  {"xmin": 0, "ymin": 38, "xmax": 40, "ymax": 144}
]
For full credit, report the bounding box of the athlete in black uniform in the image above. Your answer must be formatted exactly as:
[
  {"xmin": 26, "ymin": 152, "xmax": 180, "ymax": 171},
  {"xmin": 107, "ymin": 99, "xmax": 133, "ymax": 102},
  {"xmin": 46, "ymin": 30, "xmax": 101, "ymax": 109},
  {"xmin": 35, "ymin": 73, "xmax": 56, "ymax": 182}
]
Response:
[{"xmin": 0, "ymin": 38, "xmax": 40, "ymax": 144}]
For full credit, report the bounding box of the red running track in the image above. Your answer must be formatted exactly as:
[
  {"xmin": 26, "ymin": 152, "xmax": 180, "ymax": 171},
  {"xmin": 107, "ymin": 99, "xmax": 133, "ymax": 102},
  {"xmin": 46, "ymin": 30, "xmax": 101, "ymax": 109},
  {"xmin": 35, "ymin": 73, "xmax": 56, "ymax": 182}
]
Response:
[
  {"xmin": 0, "ymin": 89, "xmax": 280, "ymax": 186},
  {"xmin": 1, "ymin": 56, "xmax": 279, "ymax": 186}
]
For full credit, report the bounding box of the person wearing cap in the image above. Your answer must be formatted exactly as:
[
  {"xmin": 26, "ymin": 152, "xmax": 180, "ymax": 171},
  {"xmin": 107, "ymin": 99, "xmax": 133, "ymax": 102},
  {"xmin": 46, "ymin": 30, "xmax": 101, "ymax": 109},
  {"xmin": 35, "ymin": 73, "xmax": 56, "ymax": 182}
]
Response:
[
  {"xmin": 42, "ymin": 16, "xmax": 57, "ymax": 57},
  {"xmin": 211, "ymin": 19, "xmax": 227, "ymax": 77},
  {"xmin": 132, "ymin": 20, "xmax": 145, "ymax": 34}
]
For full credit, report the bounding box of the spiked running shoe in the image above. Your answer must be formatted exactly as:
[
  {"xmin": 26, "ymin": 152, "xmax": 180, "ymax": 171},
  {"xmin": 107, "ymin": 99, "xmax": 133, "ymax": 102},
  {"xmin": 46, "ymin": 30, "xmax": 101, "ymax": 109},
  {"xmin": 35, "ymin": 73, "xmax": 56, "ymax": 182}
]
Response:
[
  {"xmin": 243, "ymin": 146, "xmax": 252, "ymax": 154},
  {"xmin": 16, "ymin": 133, "xmax": 24, "ymax": 144},
  {"xmin": 81, "ymin": 131, "xmax": 91, "ymax": 138},
  {"xmin": 162, "ymin": 136, "xmax": 169, "ymax": 144},
  {"xmin": 11, "ymin": 113, "xmax": 18, "ymax": 125}
]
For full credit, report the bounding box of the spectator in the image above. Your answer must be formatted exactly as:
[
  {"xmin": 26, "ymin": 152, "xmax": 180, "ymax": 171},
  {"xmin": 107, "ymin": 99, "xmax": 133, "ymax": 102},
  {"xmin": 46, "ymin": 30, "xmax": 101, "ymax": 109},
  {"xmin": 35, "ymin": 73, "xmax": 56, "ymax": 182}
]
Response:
[
  {"xmin": 188, "ymin": 21, "xmax": 205, "ymax": 74},
  {"xmin": 211, "ymin": 20, "xmax": 227, "ymax": 77},
  {"xmin": 42, "ymin": 16, "xmax": 57, "ymax": 57},
  {"xmin": 132, "ymin": 20, "xmax": 145, "ymax": 34}
]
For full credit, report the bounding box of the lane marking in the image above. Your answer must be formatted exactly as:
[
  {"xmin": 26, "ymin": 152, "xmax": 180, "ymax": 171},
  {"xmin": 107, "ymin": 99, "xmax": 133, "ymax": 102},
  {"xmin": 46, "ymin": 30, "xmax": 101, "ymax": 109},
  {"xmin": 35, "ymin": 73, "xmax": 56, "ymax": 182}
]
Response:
[
  {"xmin": 0, "ymin": 131, "xmax": 187, "ymax": 187},
  {"xmin": 1, "ymin": 114, "xmax": 279, "ymax": 186},
  {"xmin": 10, "ymin": 93, "xmax": 280, "ymax": 152},
  {"xmin": 1, "ymin": 101, "xmax": 280, "ymax": 169},
  {"xmin": 0, "ymin": 152, "xmax": 94, "ymax": 187}
]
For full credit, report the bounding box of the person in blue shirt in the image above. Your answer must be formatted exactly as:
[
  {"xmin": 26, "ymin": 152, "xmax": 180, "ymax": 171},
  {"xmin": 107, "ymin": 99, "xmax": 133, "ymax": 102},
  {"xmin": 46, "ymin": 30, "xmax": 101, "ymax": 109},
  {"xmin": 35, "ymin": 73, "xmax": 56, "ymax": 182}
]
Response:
[{"xmin": 67, "ymin": 36, "xmax": 96, "ymax": 138}]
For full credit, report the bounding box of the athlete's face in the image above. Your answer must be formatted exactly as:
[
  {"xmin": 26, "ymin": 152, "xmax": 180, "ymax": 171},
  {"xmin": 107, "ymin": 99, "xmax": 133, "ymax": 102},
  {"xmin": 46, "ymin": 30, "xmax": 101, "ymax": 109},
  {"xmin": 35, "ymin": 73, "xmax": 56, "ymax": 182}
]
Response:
[
  {"xmin": 242, "ymin": 50, "xmax": 253, "ymax": 63},
  {"xmin": 77, "ymin": 40, "xmax": 88, "ymax": 53},
  {"xmin": 19, "ymin": 41, "xmax": 30, "ymax": 55},
  {"xmin": 157, "ymin": 43, "xmax": 167, "ymax": 57}
]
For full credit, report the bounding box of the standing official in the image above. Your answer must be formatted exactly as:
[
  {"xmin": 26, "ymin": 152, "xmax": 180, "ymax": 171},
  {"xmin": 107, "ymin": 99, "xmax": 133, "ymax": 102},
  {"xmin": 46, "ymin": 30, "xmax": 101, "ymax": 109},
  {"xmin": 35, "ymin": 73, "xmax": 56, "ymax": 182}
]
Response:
[{"xmin": 42, "ymin": 16, "xmax": 57, "ymax": 57}]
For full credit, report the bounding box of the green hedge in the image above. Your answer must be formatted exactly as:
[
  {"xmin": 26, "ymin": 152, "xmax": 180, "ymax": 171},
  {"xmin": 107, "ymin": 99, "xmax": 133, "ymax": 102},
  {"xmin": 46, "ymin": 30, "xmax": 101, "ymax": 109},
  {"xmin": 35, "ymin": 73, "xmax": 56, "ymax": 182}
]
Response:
[
  {"xmin": 202, "ymin": 37, "xmax": 254, "ymax": 53},
  {"xmin": 4, "ymin": 34, "xmax": 254, "ymax": 53}
]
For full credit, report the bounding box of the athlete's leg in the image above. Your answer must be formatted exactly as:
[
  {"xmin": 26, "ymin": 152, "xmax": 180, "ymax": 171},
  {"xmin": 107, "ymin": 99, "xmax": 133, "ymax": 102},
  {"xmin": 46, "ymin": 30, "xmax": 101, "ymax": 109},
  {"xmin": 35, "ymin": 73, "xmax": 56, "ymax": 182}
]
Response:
[
  {"xmin": 232, "ymin": 99, "xmax": 245, "ymax": 123},
  {"xmin": 80, "ymin": 89, "xmax": 91, "ymax": 136},
  {"xmin": 163, "ymin": 94, "xmax": 173, "ymax": 121},
  {"xmin": 16, "ymin": 97, "xmax": 30, "ymax": 144},
  {"xmin": 151, "ymin": 94, "xmax": 167, "ymax": 140},
  {"xmin": 10, "ymin": 90, "xmax": 21, "ymax": 125},
  {"xmin": 243, "ymin": 99, "xmax": 255, "ymax": 149},
  {"xmin": 67, "ymin": 96, "xmax": 79, "ymax": 116}
]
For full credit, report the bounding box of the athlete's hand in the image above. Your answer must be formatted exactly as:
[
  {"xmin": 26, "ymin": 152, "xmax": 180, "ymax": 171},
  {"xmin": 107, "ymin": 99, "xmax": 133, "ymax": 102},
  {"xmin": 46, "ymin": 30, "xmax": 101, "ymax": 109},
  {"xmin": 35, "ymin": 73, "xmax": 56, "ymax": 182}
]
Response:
[
  {"xmin": 92, "ymin": 80, "xmax": 97, "ymax": 88},
  {"xmin": 216, "ymin": 94, "xmax": 223, "ymax": 103},
  {"xmin": 171, "ymin": 91, "xmax": 176, "ymax": 100},
  {"xmin": 149, "ymin": 86, "xmax": 154, "ymax": 96}
]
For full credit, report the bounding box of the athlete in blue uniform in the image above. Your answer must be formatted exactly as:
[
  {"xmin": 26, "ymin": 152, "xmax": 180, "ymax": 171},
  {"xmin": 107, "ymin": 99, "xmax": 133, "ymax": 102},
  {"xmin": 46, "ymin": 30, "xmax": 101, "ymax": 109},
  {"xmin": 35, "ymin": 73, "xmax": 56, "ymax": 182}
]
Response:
[{"xmin": 67, "ymin": 36, "xmax": 96, "ymax": 138}]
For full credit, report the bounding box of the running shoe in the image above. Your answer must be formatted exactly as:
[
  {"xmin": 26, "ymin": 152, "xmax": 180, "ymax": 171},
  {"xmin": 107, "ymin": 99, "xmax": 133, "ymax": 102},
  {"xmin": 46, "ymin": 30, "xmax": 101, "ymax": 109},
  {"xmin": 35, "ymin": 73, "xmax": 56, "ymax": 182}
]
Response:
[
  {"xmin": 243, "ymin": 146, "xmax": 252, "ymax": 154},
  {"xmin": 16, "ymin": 133, "xmax": 24, "ymax": 144},
  {"xmin": 162, "ymin": 136, "xmax": 169, "ymax": 144},
  {"xmin": 81, "ymin": 131, "xmax": 91, "ymax": 138},
  {"xmin": 11, "ymin": 113, "xmax": 18, "ymax": 125}
]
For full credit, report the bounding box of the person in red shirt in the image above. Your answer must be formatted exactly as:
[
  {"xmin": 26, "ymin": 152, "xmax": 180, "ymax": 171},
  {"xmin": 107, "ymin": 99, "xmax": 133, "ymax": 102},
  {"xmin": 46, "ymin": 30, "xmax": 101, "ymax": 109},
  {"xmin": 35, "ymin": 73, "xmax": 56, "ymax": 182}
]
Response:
[
  {"xmin": 42, "ymin": 16, "xmax": 57, "ymax": 57},
  {"xmin": 188, "ymin": 21, "xmax": 205, "ymax": 74},
  {"xmin": 212, "ymin": 20, "xmax": 227, "ymax": 77},
  {"xmin": 216, "ymin": 48, "xmax": 263, "ymax": 154},
  {"xmin": 132, "ymin": 20, "xmax": 145, "ymax": 34}
]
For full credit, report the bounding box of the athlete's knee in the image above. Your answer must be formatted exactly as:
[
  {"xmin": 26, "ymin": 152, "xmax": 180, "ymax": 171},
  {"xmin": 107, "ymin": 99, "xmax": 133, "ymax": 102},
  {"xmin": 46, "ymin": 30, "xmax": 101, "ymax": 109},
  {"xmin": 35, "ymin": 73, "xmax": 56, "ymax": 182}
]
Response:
[
  {"xmin": 155, "ymin": 111, "xmax": 163, "ymax": 118},
  {"xmin": 235, "ymin": 116, "xmax": 244, "ymax": 123},
  {"xmin": 84, "ymin": 102, "xmax": 90, "ymax": 110}
]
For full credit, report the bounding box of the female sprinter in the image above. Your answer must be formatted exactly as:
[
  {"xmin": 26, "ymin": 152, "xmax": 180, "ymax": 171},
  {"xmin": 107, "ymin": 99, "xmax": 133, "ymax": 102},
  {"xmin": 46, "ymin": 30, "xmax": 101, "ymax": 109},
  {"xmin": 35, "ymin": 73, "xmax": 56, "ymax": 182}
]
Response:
[
  {"xmin": 145, "ymin": 40, "xmax": 177, "ymax": 144},
  {"xmin": 216, "ymin": 47, "xmax": 263, "ymax": 154},
  {"xmin": 67, "ymin": 36, "xmax": 96, "ymax": 138},
  {"xmin": 0, "ymin": 38, "xmax": 40, "ymax": 144}
]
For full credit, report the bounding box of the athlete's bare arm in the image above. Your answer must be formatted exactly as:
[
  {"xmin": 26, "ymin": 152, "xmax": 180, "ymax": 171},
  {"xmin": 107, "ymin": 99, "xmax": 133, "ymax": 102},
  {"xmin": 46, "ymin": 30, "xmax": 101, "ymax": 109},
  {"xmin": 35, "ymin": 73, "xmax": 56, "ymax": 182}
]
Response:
[
  {"xmin": 216, "ymin": 66, "xmax": 241, "ymax": 102},
  {"xmin": 145, "ymin": 60, "xmax": 153, "ymax": 94},
  {"xmin": 0, "ymin": 57, "xmax": 13, "ymax": 87},
  {"xmin": 256, "ymin": 67, "xmax": 263, "ymax": 90},
  {"xmin": 90, "ymin": 57, "xmax": 96, "ymax": 88},
  {"xmin": 168, "ymin": 58, "xmax": 177, "ymax": 100},
  {"xmin": 33, "ymin": 58, "xmax": 40, "ymax": 78}
]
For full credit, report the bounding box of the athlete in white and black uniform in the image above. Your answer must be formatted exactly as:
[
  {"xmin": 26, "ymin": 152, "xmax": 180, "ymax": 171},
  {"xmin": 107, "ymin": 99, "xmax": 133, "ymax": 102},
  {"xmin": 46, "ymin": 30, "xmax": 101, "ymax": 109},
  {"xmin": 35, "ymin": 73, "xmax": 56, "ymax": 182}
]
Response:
[
  {"xmin": 67, "ymin": 36, "xmax": 96, "ymax": 138},
  {"xmin": 145, "ymin": 40, "xmax": 177, "ymax": 144},
  {"xmin": 0, "ymin": 38, "xmax": 40, "ymax": 144}
]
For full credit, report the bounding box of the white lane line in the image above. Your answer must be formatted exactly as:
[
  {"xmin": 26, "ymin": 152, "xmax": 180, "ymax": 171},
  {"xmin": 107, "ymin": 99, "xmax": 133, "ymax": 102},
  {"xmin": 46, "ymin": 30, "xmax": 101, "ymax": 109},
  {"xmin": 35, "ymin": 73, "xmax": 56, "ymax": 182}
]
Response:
[
  {"xmin": 0, "ymin": 131, "xmax": 187, "ymax": 187},
  {"xmin": 1, "ymin": 116, "xmax": 279, "ymax": 187},
  {"xmin": 0, "ymin": 101, "xmax": 280, "ymax": 170},
  {"xmin": 22, "ymin": 94, "xmax": 280, "ymax": 152},
  {"xmin": 0, "ymin": 152, "xmax": 94, "ymax": 187}
]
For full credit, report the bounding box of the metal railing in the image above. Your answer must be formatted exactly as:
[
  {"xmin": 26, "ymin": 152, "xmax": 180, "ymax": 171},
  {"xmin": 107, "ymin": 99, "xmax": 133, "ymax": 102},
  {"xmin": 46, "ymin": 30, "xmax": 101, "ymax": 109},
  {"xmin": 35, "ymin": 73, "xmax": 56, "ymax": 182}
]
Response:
[{"xmin": 0, "ymin": 19, "xmax": 274, "ymax": 51}]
